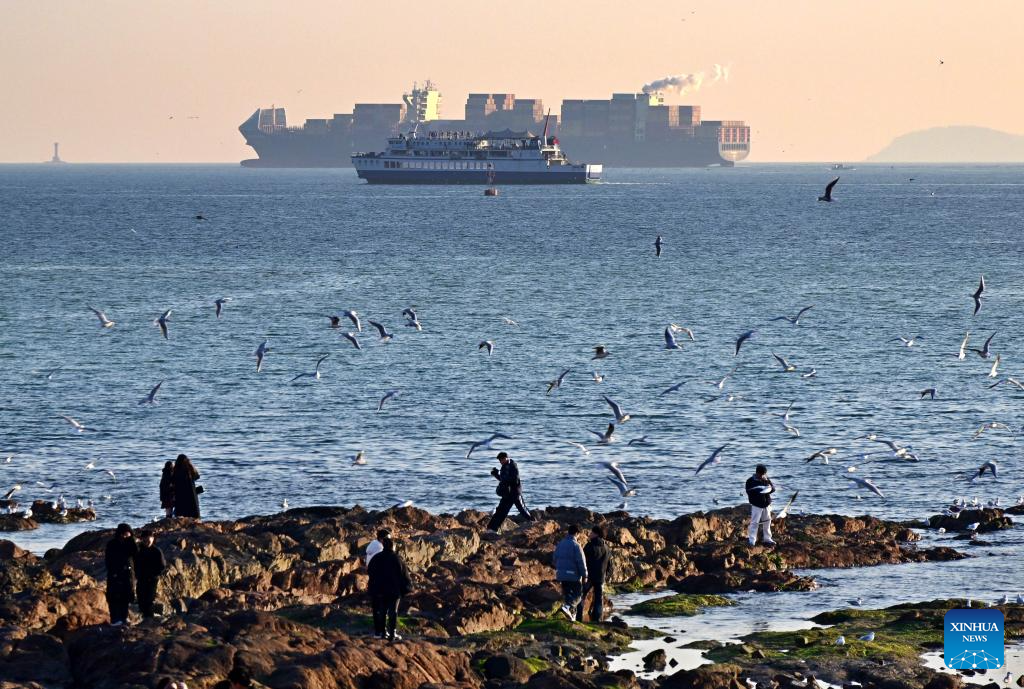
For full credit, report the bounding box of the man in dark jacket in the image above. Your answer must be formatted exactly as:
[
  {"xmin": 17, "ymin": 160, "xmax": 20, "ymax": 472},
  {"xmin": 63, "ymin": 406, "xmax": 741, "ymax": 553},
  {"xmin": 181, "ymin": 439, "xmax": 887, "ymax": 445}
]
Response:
[
  {"xmin": 577, "ymin": 525, "xmax": 611, "ymax": 622},
  {"xmin": 105, "ymin": 523, "xmax": 138, "ymax": 625},
  {"xmin": 367, "ymin": 536, "xmax": 412, "ymax": 641},
  {"xmin": 745, "ymin": 464, "xmax": 777, "ymax": 546},
  {"xmin": 486, "ymin": 452, "xmax": 534, "ymax": 532},
  {"xmin": 134, "ymin": 531, "xmax": 166, "ymax": 618}
]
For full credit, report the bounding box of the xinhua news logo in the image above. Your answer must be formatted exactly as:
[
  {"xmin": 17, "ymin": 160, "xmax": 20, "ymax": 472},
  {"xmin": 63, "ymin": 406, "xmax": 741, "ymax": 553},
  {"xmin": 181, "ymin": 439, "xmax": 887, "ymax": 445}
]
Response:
[{"xmin": 944, "ymin": 608, "xmax": 1004, "ymax": 670}]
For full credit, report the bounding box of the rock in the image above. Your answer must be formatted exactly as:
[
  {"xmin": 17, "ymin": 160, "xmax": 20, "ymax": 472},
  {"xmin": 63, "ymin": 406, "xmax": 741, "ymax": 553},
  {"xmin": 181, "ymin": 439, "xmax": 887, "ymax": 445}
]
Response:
[
  {"xmin": 927, "ymin": 508, "xmax": 1012, "ymax": 533},
  {"xmin": 923, "ymin": 674, "xmax": 965, "ymax": 688},
  {"xmin": 642, "ymin": 648, "xmax": 667, "ymax": 671},
  {"xmin": 481, "ymin": 653, "xmax": 532, "ymax": 682},
  {"xmin": 28, "ymin": 501, "xmax": 96, "ymax": 525},
  {"xmin": 0, "ymin": 514, "xmax": 37, "ymax": 532},
  {"xmin": 659, "ymin": 663, "xmax": 746, "ymax": 688}
]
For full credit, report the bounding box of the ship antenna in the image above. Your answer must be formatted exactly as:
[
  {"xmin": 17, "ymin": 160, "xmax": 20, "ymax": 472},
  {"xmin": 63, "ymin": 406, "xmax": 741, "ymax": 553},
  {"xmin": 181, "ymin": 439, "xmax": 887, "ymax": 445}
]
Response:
[{"xmin": 541, "ymin": 108, "xmax": 551, "ymax": 143}]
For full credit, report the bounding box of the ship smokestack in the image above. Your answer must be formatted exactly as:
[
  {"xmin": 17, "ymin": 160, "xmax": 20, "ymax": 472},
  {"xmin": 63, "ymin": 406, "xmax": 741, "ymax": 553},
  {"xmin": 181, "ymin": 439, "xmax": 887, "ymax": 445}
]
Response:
[{"xmin": 640, "ymin": 64, "xmax": 730, "ymax": 95}]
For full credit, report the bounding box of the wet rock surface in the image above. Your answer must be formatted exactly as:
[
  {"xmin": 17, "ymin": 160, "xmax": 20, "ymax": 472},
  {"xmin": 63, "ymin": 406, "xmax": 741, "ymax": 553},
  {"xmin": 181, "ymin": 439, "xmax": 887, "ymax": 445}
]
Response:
[{"xmin": 0, "ymin": 505, "xmax": 970, "ymax": 688}]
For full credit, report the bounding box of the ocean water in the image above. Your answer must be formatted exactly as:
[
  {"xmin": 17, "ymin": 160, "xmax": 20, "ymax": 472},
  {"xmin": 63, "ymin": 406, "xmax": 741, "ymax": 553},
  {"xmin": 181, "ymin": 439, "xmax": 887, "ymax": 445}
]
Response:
[{"xmin": 2, "ymin": 164, "xmax": 1023, "ymax": 611}]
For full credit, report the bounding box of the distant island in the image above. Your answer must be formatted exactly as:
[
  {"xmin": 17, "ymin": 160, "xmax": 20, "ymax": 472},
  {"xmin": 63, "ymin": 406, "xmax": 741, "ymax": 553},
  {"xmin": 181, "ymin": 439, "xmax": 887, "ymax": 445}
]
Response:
[{"xmin": 867, "ymin": 125, "xmax": 1024, "ymax": 163}]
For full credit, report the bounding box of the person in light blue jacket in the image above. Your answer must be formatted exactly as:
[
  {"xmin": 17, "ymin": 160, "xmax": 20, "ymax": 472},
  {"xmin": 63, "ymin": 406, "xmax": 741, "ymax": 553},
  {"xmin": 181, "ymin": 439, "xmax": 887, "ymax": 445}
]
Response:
[{"xmin": 552, "ymin": 524, "xmax": 588, "ymax": 621}]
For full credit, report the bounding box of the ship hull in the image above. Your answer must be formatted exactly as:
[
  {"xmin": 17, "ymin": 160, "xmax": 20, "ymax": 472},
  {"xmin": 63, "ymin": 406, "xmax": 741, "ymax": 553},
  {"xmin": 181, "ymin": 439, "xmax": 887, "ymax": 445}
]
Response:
[{"xmin": 355, "ymin": 169, "xmax": 598, "ymax": 184}]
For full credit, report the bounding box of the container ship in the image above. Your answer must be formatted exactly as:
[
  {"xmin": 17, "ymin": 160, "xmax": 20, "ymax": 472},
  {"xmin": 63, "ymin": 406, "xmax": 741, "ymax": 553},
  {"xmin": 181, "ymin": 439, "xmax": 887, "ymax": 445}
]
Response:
[{"xmin": 239, "ymin": 81, "xmax": 749, "ymax": 169}]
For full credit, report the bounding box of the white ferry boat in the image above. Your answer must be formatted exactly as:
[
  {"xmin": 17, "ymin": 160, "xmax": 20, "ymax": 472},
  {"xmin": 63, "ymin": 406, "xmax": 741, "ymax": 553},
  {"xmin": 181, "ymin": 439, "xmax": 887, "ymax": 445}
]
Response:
[{"xmin": 351, "ymin": 128, "xmax": 602, "ymax": 184}]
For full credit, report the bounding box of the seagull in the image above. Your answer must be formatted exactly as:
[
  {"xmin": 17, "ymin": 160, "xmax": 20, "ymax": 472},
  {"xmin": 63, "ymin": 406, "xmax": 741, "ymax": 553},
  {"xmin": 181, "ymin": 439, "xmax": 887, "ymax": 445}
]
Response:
[
  {"xmin": 663, "ymin": 327, "xmax": 682, "ymax": 350},
  {"xmin": 709, "ymin": 367, "xmax": 737, "ymax": 390},
  {"xmin": 281, "ymin": 499, "xmax": 289, "ymax": 510},
  {"xmin": 818, "ymin": 176, "xmax": 839, "ymax": 202},
  {"xmin": 327, "ymin": 315, "xmax": 342, "ymax": 328},
  {"xmin": 735, "ymin": 330, "xmax": 755, "ymax": 356},
  {"xmin": 627, "ymin": 436, "xmax": 652, "ymax": 447},
  {"xmin": 834, "ymin": 636, "xmax": 845, "ymax": 646},
  {"xmin": 966, "ymin": 522, "xmax": 980, "ymax": 532},
  {"xmin": 782, "ymin": 421, "xmax": 801, "ymax": 437},
  {"xmin": 969, "ymin": 460, "xmax": 998, "ymax": 482},
  {"xmin": 956, "ymin": 331, "xmax": 970, "ymax": 360},
  {"xmin": 995, "ymin": 594, "xmax": 1009, "ymax": 605},
  {"xmin": 254, "ymin": 341, "xmax": 270, "ymax": 373},
  {"xmin": 591, "ymin": 371, "xmax": 604, "ymax": 384},
  {"xmin": 547, "ymin": 368, "xmax": 572, "ymax": 395},
  {"xmin": 770, "ymin": 305, "xmax": 814, "ymax": 325},
  {"xmin": 769, "ymin": 401, "xmax": 795, "ymax": 423},
  {"xmin": 805, "ymin": 448, "xmax": 838, "ymax": 464},
  {"xmin": 602, "ymin": 396, "xmax": 631, "ymax": 423},
  {"xmin": 404, "ymin": 314, "xmax": 423, "ymax": 331},
  {"xmin": 801, "ymin": 368, "xmax": 817, "ymax": 378},
  {"xmin": 59, "ymin": 415, "xmax": 90, "ymax": 432},
  {"xmin": 895, "ymin": 335, "xmax": 923, "ymax": 348},
  {"xmin": 670, "ymin": 324, "xmax": 696, "ymax": 341},
  {"xmin": 2, "ymin": 455, "xmax": 12, "ymax": 465},
  {"xmin": 43, "ymin": 365, "xmax": 63, "ymax": 380},
  {"xmin": 341, "ymin": 332, "xmax": 362, "ymax": 350},
  {"xmin": 377, "ymin": 389, "xmax": 399, "ymax": 412},
  {"xmin": 88, "ymin": 306, "xmax": 116, "ymax": 329},
  {"xmin": 775, "ymin": 491, "xmax": 799, "ymax": 519},
  {"xmin": 654, "ymin": 235, "xmax": 663, "ymax": 257},
  {"xmin": 848, "ymin": 597, "xmax": 864, "ymax": 606},
  {"xmin": 369, "ymin": 321, "xmax": 394, "ymax": 342},
  {"xmin": 352, "ymin": 451, "xmax": 367, "ymax": 465},
  {"xmin": 154, "ymin": 310, "xmax": 172, "ymax": 339},
  {"xmin": 290, "ymin": 354, "xmax": 329, "ymax": 382},
  {"xmin": 84, "ymin": 460, "xmax": 95, "ymax": 470},
  {"xmin": 401, "ymin": 307, "xmax": 418, "ymax": 322},
  {"xmin": 478, "ymin": 340, "xmax": 495, "ymax": 355},
  {"xmin": 970, "ymin": 332, "xmax": 996, "ymax": 359},
  {"xmin": 602, "ymin": 461, "xmax": 628, "ymax": 485},
  {"xmin": 342, "ymin": 310, "xmax": 362, "ymax": 331},
  {"xmin": 608, "ymin": 476, "xmax": 638, "ymax": 498},
  {"xmin": 104, "ymin": 469, "xmax": 117, "ymax": 481},
  {"xmin": 592, "ymin": 345, "xmax": 609, "ymax": 360},
  {"xmin": 139, "ymin": 380, "xmax": 163, "ymax": 405},
  {"xmin": 565, "ymin": 441, "xmax": 590, "ymax": 456},
  {"xmin": 858, "ymin": 632, "xmax": 875, "ymax": 642},
  {"xmin": 989, "ymin": 377, "xmax": 1024, "ymax": 391},
  {"xmin": 972, "ymin": 422, "xmax": 1012, "ymax": 440},
  {"xmin": 695, "ymin": 443, "xmax": 729, "ymax": 475},
  {"xmin": 466, "ymin": 433, "xmax": 512, "ymax": 458},
  {"xmin": 660, "ymin": 379, "xmax": 686, "ymax": 396},
  {"xmin": 772, "ymin": 353, "xmax": 797, "ymax": 372},
  {"xmin": 501, "ymin": 316, "xmax": 519, "ymax": 327},
  {"xmin": 194, "ymin": 213, "xmax": 206, "ymax": 220},
  {"xmin": 988, "ymin": 354, "xmax": 1001, "ymax": 378},
  {"xmin": 589, "ymin": 424, "xmax": 616, "ymax": 445},
  {"xmin": 971, "ymin": 275, "xmax": 985, "ymax": 316},
  {"xmin": 919, "ymin": 388, "xmax": 936, "ymax": 400},
  {"xmin": 392, "ymin": 500, "xmax": 413, "ymax": 509},
  {"xmin": 2, "ymin": 485, "xmax": 22, "ymax": 500},
  {"xmin": 214, "ymin": 297, "xmax": 231, "ymax": 319},
  {"xmin": 845, "ymin": 475, "xmax": 884, "ymax": 498}
]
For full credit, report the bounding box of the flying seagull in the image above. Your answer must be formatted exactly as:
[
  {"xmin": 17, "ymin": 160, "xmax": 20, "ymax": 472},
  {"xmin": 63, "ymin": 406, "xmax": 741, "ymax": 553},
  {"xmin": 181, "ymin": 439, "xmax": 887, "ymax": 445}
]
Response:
[
  {"xmin": 59, "ymin": 415, "xmax": 90, "ymax": 433},
  {"xmin": 664, "ymin": 327, "xmax": 682, "ymax": 350},
  {"xmin": 661, "ymin": 379, "xmax": 686, "ymax": 396},
  {"xmin": 88, "ymin": 306, "xmax": 116, "ymax": 329},
  {"xmin": 895, "ymin": 335, "xmax": 923, "ymax": 348},
  {"xmin": 602, "ymin": 395, "xmax": 631, "ymax": 423},
  {"xmin": 695, "ymin": 443, "xmax": 729, "ymax": 475},
  {"xmin": 919, "ymin": 388, "xmax": 936, "ymax": 400},
  {"xmin": 501, "ymin": 316, "xmax": 519, "ymax": 327},
  {"xmin": 352, "ymin": 451, "xmax": 367, "ymax": 465},
  {"xmin": 341, "ymin": 332, "xmax": 361, "ymax": 350},
  {"xmin": 775, "ymin": 491, "xmax": 800, "ymax": 519},
  {"xmin": 989, "ymin": 377, "xmax": 1024, "ymax": 391},
  {"xmin": 592, "ymin": 345, "xmax": 609, "ymax": 360},
  {"xmin": 547, "ymin": 368, "xmax": 571, "ymax": 395},
  {"xmin": 608, "ymin": 476, "xmax": 638, "ymax": 498},
  {"xmin": 139, "ymin": 380, "xmax": 163, "ymax": 405},
  {"xmin": 972, "ymin": 422, "xmax": 1012, "ymax": 440},
  {"xmin": 988, "ymin": 354, "xmax": 1002, "ymax": 378},
  {"xmin": 154, "ymin": 310, "xmax": 172, "ymax": 339},
  {"xmin": 214, "ymin": 297, "xmax": 231, "ymax": 319},
  {"xmin": 970, "ymin": 332, "xmax": 996, "ymax": 359},
  {"xmin": 709, "ymin": 367, "xmax": 737, "ymax": 390},
  {"xmin": 327, "ymin": 315, "xmax": 342, "ymax": 328},
  {"xmin": 955, "ymin": 331, "xmax": 970, "ymax": 360},
  {"xmin": 478, "ymin": 340, "xmax": 495, "ymax": 355},
  {"xmin": 368, "ymin": 321, "xmax": 394, "ymax": 342},
  {"xmin": 770, "ymin": 305, "xmax": 814, "ymax": 325},
  {"xmin": 377, "ymin": 389, "xmax": 399, "ymax": 412},
  {"xmin": 254, "ymin": 340, "xmax": 270, "ymax": 373},
  {"xmin": 290, "ymin": 354, "xmax": 329, "ymax": 382},
  {"xmin": 466, "ymin": 432, "xmax": 512, "ymax": 458},
  {"xmin": 969, "ymin": 460, "xmax": 998, "ymax": 482},
  {"xmin": 818, "ymin": 177, "xmax": 839, "ymax": 202},
  {"xmin": 565, "ymin": 441, "xmax": 590, "ymax": 456},
  {"xmin": 772, "ymin": 353, "xmax": 797, "ymax": 372},
  {"xmin": 845, "ymin": 475, "xmax": 885, "ymax": 498},
  {"xmin": 342, "ymin": 310, "xmax": 362, "ymax": 331},
  {"xmin": 971, "ymin": 275, "xmax": 985, "ymax": 316},
  {"xmin": 654, "ymin": 235, "xmax": 663, "ymax": 257},
  {"xmin": 735, "ymin": 330, "xmax": 755, "ymax": 356},
  {"xmin": 805, "ymin": 448, "xmax": 838, "ymax": 464},
  {"xmin": 669, "ymin": 324, "xmax": 696, "ymax": 341},
  {"xmin": 589, "ymin": 424, "xmax": 616, "ymax": 445}
]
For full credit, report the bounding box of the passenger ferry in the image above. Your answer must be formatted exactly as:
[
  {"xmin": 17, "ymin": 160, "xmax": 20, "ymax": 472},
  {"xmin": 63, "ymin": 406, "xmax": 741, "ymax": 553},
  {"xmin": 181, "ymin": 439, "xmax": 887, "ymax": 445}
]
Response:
[{"xmin": 351, "ymin": 127, "xmax": 602, "ymax": 184}]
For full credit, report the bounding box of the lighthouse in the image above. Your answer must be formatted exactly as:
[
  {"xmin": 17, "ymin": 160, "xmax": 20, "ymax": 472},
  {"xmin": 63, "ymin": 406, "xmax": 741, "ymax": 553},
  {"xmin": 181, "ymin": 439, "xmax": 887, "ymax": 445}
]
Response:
[{"xmin": 48, "ymin": 142, "xmax": 65, "ymax": 163}]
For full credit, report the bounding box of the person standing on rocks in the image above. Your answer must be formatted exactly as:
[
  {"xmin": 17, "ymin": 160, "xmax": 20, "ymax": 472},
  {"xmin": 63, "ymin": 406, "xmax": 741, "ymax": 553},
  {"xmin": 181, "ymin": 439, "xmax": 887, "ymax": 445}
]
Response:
[
  {"xmin": 105, "ymin": 523, "xmax": 138, "ymax": 626},
  {"xmin": 364, "ymin": 528, "xmax": 390, "ymax": 637},
  {"xmin": 133, "ymin": 531, "xmax": 166, "ymax": 618},
  {"xmin": 367, "ymin": 535, "xmax": 411, "ymax": 641},
  {"xmin": 577, "ymin": 525, "xmax": 611, "ymax": 622},
  {"xmin": 745, "ymin": 464, "xmax": 777, "ymax": 547},
  {"xmin": 486, "ymin": 451, "xmax": 533, "ymax": 532},
  {"xmin": 172, "ymin": 454, "xmax": 202, "ymax": 519},
  {"xmin": 553, "ymin": 524, "xmax": 588, "ymax": 621},
  {"xmin": 159, "ymin": 461, "xmax": 175, "ymax": 518}
]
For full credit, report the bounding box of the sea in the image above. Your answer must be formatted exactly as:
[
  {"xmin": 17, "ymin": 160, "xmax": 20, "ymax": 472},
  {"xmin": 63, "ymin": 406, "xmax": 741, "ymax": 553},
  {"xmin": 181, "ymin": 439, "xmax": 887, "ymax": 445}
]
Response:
[{"xmin": 1, "ymin": 163, "xmax": 1023, "ymax": 675}]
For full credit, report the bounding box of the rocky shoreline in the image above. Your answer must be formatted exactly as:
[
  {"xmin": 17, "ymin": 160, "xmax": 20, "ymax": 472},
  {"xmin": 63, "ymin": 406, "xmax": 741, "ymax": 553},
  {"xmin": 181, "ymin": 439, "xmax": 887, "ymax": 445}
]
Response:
[{"xmin": 0, "ymin": 503, "xmax": 1012, "ymax": 689}]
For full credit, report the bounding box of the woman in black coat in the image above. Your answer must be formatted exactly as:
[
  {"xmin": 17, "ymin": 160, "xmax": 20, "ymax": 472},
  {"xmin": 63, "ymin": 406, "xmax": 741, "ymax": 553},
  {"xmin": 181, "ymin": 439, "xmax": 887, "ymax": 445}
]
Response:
[
  {"xmin": 172, "ymin": 454, "xmax": 201, "ymax": 519},
  {"xmin": 159, "ymin": 461, "xmax": 175, "ymax": 518},
  {"xmin": 366, "ymin": 536, "xmax": 411, "ymax": 641}
]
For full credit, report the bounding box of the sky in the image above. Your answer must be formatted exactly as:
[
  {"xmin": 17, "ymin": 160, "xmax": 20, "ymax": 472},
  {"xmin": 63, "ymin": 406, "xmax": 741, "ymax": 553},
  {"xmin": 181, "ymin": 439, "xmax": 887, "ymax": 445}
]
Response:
[{"xmin": 2, "ymin": 1, "xmax": 1023, "ymax": 163}]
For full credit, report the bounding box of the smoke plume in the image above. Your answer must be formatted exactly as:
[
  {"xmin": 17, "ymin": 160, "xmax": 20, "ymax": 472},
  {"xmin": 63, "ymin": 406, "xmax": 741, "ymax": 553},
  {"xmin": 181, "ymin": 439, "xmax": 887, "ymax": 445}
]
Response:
[{"xmin": 642, "ymin": 64, "xmax": 730, "ymax": 95}]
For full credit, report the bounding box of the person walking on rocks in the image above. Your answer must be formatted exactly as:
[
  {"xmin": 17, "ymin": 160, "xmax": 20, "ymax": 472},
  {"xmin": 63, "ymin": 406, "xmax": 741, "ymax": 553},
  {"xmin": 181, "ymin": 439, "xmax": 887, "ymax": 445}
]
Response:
[
  {"xmin": 367, "ymin": 535, "xmax": 411, "ymax": 641},
  {"xmin": 577, "ymin": 525, "xmax": 611, "ymax": 622},
  {"xmin": 745, "ymin": 464, "xmax": 777, "ymax": 547},
  {"xmin": 172, "ymin": 454, "xmax": 202, "ymax": 519},
  {"xmin": 159, "ymin": 461, "xmax": 175, "ymax": 518},
  {"xmin": 486, "ymin": 451, "xmax": 533, "ymax": 532},
  {"xmin": 134, "ymin": 531, "xmax": 166, "ymax": 618},
  {"xmin": 105, "ymin": 523, "xmax": 138, "ymax": 625},
  {"xmin": 553, "ymin": 524, "xmax": 587, "ymax": 621}
]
